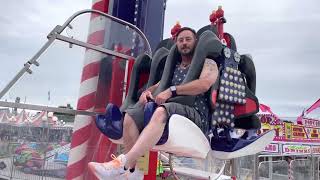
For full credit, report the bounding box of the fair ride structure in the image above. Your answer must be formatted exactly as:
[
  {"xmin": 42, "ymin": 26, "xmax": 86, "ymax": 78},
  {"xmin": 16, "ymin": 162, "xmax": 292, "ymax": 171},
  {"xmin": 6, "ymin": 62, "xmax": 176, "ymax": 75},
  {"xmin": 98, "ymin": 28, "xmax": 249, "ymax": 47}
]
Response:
[{"xmin": 0, "ymin": 1, "xmax": 276, "ymax": 179}]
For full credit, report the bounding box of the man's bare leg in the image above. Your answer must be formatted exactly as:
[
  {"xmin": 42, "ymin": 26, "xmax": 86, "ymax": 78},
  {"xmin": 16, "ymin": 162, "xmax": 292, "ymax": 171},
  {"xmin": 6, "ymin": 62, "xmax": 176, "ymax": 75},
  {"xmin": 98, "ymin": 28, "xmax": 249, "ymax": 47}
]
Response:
[
  {"xmin": 125, "ymin": 107, "xmax": 167, "ymax": 168},
  {"xmin": 123, "ymin": 114, "xmax": 140, "ymax": 157}
]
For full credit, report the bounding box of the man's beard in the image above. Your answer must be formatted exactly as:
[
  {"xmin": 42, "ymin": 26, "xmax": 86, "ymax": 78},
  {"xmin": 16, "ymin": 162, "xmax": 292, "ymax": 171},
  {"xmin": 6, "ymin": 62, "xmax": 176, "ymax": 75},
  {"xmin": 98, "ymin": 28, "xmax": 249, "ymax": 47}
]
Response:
[{"xmin": 180, "ymin": 47, "xmax": 194, "ymax": 57}]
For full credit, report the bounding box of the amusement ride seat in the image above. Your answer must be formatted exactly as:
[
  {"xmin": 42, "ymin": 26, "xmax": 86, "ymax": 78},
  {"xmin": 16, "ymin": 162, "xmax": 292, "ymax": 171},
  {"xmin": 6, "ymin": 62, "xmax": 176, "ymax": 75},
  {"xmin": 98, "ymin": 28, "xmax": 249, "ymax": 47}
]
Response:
[
  {"xmin": 120, "ymin": 53, "xmax": 151, "ymax": 112},
  {"xmin": 95, "ymin": 45, "xmax": 170, "ymax": 143}
]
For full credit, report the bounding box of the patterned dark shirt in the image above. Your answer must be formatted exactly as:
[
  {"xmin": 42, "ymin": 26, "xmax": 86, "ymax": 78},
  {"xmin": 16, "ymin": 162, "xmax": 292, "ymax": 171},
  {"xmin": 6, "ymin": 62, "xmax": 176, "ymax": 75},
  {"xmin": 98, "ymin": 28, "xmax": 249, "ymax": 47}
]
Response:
[
  {"xmin": 171, "ymin": 64, "xmax": 188, "ymax": 86},
  {"xmin": 171, "ymin": 63, "xmax": 210, "ymax": 131}
]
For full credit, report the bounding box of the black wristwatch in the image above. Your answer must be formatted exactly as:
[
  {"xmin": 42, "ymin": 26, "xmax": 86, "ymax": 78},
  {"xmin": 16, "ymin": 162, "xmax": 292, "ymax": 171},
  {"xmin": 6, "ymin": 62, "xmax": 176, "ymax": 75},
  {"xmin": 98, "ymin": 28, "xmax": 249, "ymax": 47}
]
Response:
[{"xmin": 170, "ymin": 86, "xmax": 177, "ymax": 97}]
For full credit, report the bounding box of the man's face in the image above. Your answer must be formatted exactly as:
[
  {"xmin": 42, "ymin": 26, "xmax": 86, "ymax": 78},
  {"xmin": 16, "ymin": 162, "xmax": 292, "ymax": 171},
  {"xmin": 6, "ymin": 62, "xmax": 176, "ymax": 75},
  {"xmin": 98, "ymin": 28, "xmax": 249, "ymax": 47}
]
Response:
[{"xmin": 176, "ymin": 30, "xmax": 196, "ymax": 56}]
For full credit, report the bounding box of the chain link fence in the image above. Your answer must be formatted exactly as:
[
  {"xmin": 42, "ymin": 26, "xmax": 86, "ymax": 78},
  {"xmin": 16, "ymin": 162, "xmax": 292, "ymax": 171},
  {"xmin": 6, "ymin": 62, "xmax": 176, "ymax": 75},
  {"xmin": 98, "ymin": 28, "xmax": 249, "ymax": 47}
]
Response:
[
  {"xmin": 290, "ymin": 159, "xmax": 313, "ymax": 180},
  {"xmin": 0, "ymin": 124, "xmax": 71, "ymax": 180},
  {"xmin": 258, "ymin": 160, "xmax": 288, "ymax": 180}
]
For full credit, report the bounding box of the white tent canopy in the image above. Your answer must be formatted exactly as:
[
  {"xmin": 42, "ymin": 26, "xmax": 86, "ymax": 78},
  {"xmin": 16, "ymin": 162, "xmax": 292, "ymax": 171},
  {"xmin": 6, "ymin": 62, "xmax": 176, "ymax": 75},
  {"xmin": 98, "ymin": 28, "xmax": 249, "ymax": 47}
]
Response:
[{"xmin": 0, "ymin": 109, "xmax": 63, "ymax": 127}]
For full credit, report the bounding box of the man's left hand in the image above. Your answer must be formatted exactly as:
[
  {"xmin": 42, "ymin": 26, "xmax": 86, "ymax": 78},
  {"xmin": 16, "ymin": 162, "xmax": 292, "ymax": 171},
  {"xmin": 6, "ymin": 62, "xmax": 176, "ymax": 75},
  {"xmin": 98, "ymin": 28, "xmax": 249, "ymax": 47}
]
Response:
[{"xmin": 155, "ymin": 89, "xmax": 172, "ymax": 105}]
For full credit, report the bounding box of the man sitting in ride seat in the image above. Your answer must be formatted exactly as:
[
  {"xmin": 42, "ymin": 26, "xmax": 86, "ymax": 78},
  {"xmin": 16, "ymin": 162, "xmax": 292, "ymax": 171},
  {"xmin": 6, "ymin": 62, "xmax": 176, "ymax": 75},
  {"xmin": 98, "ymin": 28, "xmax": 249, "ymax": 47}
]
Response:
[{"xmin": 89, "ymin": 27, "xmax": 219, "ymax": 179}]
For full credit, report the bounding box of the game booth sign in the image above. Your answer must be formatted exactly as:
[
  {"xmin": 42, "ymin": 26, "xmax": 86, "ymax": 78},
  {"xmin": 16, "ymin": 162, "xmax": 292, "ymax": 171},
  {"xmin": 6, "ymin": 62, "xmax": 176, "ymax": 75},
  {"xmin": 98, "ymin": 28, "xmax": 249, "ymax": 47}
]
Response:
[{"xmin": 259, "ymin": 113, "xmax": 320, "ymax": 156}]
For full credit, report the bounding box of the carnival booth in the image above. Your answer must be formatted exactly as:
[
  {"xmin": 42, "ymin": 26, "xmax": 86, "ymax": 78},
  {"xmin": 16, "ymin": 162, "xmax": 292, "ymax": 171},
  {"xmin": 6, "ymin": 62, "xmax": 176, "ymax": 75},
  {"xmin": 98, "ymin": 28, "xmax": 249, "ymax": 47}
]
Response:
[{"xmin": 236, "ymin": 100, "xmax": 320, "ymax": 179}]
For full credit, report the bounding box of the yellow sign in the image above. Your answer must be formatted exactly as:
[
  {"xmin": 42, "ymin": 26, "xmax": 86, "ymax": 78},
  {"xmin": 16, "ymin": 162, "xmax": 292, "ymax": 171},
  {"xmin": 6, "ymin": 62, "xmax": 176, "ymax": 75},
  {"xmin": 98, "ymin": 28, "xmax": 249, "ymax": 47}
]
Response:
[
  {"xmin": 137, "ymin": 152, "xmax": 149, "ymax": 175},
  {"xmin": 291, "ymin": 125, "xmax": 307, "ymax": 139}
]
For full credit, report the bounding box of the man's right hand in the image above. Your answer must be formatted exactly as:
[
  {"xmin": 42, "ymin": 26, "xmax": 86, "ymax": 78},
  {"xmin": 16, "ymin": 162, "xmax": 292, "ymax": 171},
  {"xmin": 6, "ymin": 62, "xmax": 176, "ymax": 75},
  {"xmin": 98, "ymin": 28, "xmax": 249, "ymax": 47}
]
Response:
[{"xmin": 139, "ymin": 90, "xmax": 154, "ymax": 104}]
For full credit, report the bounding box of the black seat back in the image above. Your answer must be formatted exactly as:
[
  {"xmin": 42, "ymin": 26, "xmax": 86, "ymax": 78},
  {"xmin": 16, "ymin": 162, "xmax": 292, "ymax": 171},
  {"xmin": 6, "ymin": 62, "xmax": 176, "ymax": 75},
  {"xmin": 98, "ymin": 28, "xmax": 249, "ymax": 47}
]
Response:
[
  {"xmin": 120, "ymin": 54, "xmax": 151, "ymax": 111},
  {"xmin": 239, "ymin": 54, "xmax": 256, "ymax": 94},
  {"xmin": 146, "ymin": 47, "xmax": 169, "ymax": 87},
  {"xmin": 120, "ymin": 47, "xmax": 170, "ymax": 112},
  {"xmin": 154, "ymin": 38, "xmax": 175, "ymax": 53},
  {"xmin": 196, "ymin": 25, "xmax": 219, "ymax": 39}
]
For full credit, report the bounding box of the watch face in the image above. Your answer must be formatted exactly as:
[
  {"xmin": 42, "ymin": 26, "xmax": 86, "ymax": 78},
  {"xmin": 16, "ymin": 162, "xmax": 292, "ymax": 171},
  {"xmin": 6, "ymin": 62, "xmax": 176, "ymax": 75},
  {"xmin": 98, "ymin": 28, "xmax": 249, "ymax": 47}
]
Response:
[{"xmin": 170, "ymin": 86, "xmax": 177, "ymax": 96}]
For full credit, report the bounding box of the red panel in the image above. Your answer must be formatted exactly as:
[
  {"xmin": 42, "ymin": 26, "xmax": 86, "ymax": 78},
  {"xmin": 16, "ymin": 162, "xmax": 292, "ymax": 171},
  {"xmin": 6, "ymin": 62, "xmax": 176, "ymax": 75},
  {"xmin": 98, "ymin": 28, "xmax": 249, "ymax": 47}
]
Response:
[
  {"xmin": 109, "ymin": 58, "xmax": 126, "ymax": 107},
  {"xmin": 139, "ymin": 73, "xmax": 149, "ymax": 89},
  {"xmin": 234, "ymin": 98, "xmax": 258, "ymax": 117},
  {"xmin": 211, "ymin": 90, "xmax": 217, "ymax": 106},
  {"xmin": 126, "ymin": 59, "xmax": 135, "ymax": 96},
  {"xmin": 89, "ymin": 124, "xmax": 117, "ymax": 163},
  {"xmin": 86, "ymin": 122, "xmax": 106, "ymax": 166},
  {"xmin": 144, "ymin": 151, "xmax": 158, "ymax": 180},
  {"xmin": 95, "ymin": 136, "xmax": 111, "ymax": 162}
]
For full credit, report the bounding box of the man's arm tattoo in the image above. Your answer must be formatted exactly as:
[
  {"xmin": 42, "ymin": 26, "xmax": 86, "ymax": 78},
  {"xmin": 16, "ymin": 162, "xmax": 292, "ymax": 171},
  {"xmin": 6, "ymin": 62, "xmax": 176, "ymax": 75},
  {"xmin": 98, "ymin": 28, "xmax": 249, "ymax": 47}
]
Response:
[{"xmin": 204, "ymin": 59, "xmax": 217, "ymax": 72}]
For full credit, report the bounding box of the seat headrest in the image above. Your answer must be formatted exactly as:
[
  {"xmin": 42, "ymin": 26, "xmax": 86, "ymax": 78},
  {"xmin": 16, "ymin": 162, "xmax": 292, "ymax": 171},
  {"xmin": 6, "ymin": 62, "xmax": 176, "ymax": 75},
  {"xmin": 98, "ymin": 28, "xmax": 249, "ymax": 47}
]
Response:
[
  {"xmin": 154, "ymin": 38, "xmax": 175, "ymax": 53},
  {"xmin": 147, "ymin": 47, "xmax": 170, "ymax": 87},
  {"xmin": 196, "ymin": 25, "xmax": 219, "ymax": 39}
]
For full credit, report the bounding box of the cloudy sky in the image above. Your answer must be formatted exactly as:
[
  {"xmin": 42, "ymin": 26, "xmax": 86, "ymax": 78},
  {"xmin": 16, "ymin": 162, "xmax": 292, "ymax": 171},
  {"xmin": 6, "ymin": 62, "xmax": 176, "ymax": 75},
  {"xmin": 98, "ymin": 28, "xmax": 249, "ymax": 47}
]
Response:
[{"xmin": 0, "ymin": 0, "xmax": 319, "ymax": 118}]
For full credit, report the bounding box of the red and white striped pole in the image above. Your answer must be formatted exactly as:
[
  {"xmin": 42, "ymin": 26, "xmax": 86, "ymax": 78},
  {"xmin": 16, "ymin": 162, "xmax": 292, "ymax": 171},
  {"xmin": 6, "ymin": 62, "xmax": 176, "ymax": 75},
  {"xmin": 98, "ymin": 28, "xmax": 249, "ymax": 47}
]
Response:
[{"xmin": 66, "ymin": 1, "xmax": 115, "ymax": 179}]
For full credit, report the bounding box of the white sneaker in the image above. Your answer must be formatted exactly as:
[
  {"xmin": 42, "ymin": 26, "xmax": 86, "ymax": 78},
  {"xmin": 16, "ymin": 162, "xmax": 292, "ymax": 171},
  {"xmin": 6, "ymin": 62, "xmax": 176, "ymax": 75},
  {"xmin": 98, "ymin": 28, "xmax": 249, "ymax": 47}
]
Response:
[
  {"xmin": 88, "ymin": 154, "xmax": 127, "ymax": 179},
  {"xmin": 127, "ymin": 168, "xmax": 144, "ymax": 180}
]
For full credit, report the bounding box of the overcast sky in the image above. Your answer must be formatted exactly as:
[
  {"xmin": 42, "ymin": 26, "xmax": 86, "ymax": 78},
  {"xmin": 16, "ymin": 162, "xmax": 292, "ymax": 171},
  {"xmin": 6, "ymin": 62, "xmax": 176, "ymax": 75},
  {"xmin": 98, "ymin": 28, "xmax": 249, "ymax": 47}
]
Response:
[{"xmin": 0, "ymin": 0, "xmax": 319, "ymax": 118}]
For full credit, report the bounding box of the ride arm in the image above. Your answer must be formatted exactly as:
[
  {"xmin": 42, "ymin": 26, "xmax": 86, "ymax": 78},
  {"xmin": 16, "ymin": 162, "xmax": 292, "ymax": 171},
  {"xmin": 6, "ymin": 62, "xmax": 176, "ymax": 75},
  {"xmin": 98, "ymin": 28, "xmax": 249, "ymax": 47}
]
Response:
[{"xmin": 176, "ymin": 58, "xmax": 218, "ymax": 95}]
